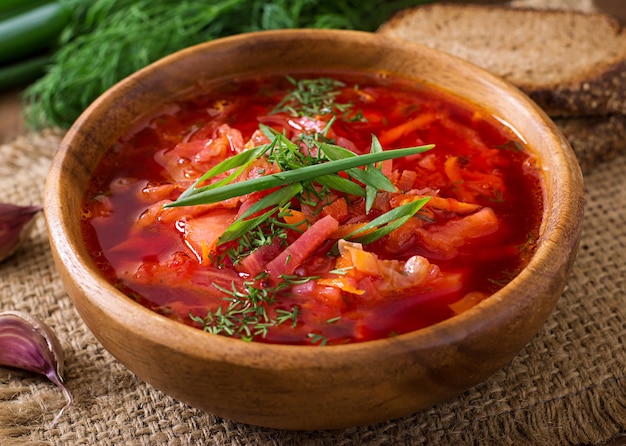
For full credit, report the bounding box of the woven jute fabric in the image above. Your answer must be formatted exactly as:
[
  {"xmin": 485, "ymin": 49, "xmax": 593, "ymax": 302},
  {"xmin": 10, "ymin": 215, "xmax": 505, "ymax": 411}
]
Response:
[{"xmin": 0, "ymin": 128, "xmax": 625, "ymax": 446}]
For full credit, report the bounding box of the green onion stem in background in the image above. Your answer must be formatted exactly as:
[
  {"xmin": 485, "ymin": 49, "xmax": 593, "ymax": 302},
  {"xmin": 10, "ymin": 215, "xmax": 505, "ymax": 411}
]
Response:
[{"xmin": 8, "ymin": 0, "xmax": 432, "ymax": 129}]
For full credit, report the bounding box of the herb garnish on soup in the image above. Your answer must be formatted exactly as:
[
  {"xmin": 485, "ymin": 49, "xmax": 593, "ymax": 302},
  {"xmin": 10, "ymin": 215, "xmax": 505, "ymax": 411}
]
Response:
[{"xmin": 80, "ymin": 71, "xmax": 543, "ymax": 345}]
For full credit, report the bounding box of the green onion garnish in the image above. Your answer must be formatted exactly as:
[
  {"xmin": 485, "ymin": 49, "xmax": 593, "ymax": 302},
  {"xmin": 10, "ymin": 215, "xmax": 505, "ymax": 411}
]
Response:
[{"xmin": 166, "ymin": 137, "xmax": 433, "ymax": 207}]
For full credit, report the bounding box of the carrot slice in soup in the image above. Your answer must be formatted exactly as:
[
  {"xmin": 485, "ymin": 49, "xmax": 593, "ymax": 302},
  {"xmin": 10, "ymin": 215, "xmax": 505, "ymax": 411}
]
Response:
[
  {"xmin": 266, "ymin": 215, "xmax": 339, "ymax": 280},
  {"xmin": 321, "ymin": 197, "xmax": 348, "ymax": 221},
  {"xmin": 183, "ymin": 209, "xmax": 237, "ymax": 264}
]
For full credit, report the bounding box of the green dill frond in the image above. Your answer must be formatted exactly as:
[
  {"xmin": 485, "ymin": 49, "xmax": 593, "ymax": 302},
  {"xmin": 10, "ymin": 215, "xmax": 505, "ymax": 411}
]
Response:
[{"xmin": 23, "ymin": 0, "xmax": 432, "ymax": 129}]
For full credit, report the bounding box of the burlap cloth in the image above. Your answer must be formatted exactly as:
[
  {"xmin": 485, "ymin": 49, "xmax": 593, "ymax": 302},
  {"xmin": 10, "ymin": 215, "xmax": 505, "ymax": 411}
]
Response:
[{"xmin": 0, "ymin": 119, "xmax": 624, "ymax": 446}]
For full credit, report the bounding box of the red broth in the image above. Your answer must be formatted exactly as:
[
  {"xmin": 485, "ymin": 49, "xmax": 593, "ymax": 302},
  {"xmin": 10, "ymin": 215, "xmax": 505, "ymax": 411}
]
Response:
[{"xmin": 81, "ymin": 71, "xmax": 544, "ymax": 345}]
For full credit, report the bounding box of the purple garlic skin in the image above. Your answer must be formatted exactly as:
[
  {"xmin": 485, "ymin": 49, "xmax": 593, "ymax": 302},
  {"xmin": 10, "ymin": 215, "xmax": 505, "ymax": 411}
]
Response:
[
  {"xmin": 0, "ymin": 203, "xmax": 43, "ymax": 262},
  {"xmin": 0, "ymin": 311, "xmax": 72, "ymax": 426}
]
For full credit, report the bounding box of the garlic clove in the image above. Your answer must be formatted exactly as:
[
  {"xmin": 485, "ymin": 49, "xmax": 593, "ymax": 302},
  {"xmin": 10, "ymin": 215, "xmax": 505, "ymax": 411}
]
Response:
[
  {"xmin": 0, "ymin": 311, "xmax": 72, "ymax": 426},
  {"xmin": 0, "ymin": 203, "xmax": 43, "ymax": 262}
]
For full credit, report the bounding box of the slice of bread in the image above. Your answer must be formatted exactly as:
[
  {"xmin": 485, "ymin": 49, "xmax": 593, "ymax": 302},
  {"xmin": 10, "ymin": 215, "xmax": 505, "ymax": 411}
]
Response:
[
  {"xmin": 555, "ymin": 115, "xmax": 626, "ymax": 173},
  {"xmin": 378, "ymin": 4, "xmax": 626, "ymax": 117}
]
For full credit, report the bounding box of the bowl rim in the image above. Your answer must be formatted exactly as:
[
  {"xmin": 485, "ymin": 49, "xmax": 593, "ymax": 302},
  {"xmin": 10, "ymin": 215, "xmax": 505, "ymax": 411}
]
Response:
[{"xmin": 45, "ymin": 29, "xmax": 584, "ymax": 370}]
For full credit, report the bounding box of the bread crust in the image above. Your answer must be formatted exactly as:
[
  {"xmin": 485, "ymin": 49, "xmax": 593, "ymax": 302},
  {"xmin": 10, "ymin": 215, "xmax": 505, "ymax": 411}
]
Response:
[
  {"xmin": 555, "ymin": 115, "xmax": 626, "ymax": 173},
  {"xmin": 526, "ymin": 59, "xmax": 626, "ymax": 116}
]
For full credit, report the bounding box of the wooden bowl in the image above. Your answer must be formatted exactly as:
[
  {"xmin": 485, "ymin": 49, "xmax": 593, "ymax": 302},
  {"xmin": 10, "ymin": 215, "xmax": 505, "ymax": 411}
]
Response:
[{"xmin": 44, "ymin": 30, "xmax": 584, "ymax": 430}]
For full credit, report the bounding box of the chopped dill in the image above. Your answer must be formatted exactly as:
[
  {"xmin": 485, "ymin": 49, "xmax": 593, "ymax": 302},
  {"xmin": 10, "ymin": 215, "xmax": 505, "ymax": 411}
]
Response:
[
  {"xmin": 497, "ymin": 140, "xmax": 525, "ymax": 152},
  {"xmin": 271, "ymin": 77, "xmax": 350, "ymax": 117},
  {"xmin": 280, "ymin": 274, "xmax": 321, "ymax": 284},
  {"xmin": 486, "ymin": 186, "xmax": 505, "ymax": 203},
  {"xmin": 190, "ymin": 280, "xmax": 301, "ymax": 341},
  {"xmin": 307, "ymin": 332, "xmax": 329, "ymax": 346},
  {"xmin": 487, "ymin": 270, "xmax": 518, "ymax": 289},
  {"xmin": 329, "ymin": 266, "xmax": 354, "ymax": 275},
  {"xmin": 516, "ymin": 232, "xmax": 538, "ymax": 254}
]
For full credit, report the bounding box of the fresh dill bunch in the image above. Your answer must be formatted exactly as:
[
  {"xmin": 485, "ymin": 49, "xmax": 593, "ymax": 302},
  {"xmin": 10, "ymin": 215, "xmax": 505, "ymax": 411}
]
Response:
[
  {"xmin": 25, "ymin": 0, "xmax": 248, "ymax": 128},
  {"xmin": 23, "ymin": 0, "xmax": 432, "ymax": 129}
]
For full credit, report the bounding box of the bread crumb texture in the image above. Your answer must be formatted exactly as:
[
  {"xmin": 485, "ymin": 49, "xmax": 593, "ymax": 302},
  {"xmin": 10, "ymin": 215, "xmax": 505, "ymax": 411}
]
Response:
[
  {"xmin": 379, "ymin": 5, "xmax": 625, "ymax": 87},
  {"xmin": 509, "ymin": 0, "xmax": 596, "ymax": 11}
]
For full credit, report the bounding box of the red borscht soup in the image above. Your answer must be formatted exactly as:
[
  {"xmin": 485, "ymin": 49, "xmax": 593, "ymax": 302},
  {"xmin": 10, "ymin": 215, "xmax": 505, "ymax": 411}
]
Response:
[{"xmin": 81, "ymin": 71, "xmax": 544, "ymax": 345}]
